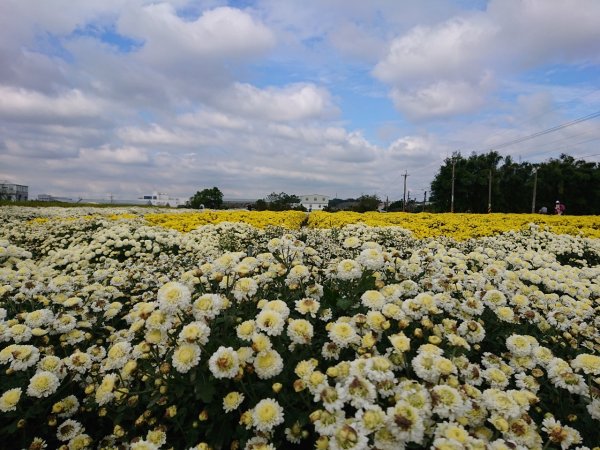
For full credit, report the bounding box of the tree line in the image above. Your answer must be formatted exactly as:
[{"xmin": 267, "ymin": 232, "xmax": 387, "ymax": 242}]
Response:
[
  {"xmin": 430, "ymin": 152, "xmax": 600, "ymax": 215},
  {"xmin": 188, "ymin": 152, "xmax": 599, "ymax": 215}
]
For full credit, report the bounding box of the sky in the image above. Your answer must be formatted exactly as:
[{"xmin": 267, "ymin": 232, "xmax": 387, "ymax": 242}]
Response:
[{"xmin": 1, "ymin": 0, "xmax": 600, "ymax": 202}]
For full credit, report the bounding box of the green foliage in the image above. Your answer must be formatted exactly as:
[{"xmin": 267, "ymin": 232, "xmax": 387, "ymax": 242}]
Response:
[
  {"xmin": 188, "ymin": 187, "xmax": 224, "ymax": 209},
  {"xmin": 430, "ymin": 152, "xmax": 600, "ymax": 214},
  {"xmin": 352, "ymin": 194, "xmax": 381, "ymax": 213},
  {"xmin": 256, "ymin": 192, "xmax": 302, "ymax": 211}
]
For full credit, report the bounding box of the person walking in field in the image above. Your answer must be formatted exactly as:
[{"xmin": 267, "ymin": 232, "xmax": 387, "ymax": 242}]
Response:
[{"xmin": 554, "ymin": 200, "xmax": 566, "ymax": 215}]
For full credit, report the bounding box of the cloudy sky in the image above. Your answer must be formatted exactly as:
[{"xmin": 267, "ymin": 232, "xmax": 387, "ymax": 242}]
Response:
[{"xmin": 1, "ymin": 0, "xmax": 600, "ymax": 202}]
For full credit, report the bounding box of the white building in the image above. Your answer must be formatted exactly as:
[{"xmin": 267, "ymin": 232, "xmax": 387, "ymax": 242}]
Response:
[
  {"xmin": 0, "ymin": 181, "xmax": 28, "ymax": 201},
  {"xmin": 299, "ymin": 194, "xmax": 329, "ymax": 211},
  {"xmin": 140, "ymin": 192, "xmax": 183, "ymax": 207},
  {"xmin": 37, "ymin": 194, "xmax": 72, "ymax": 202}
]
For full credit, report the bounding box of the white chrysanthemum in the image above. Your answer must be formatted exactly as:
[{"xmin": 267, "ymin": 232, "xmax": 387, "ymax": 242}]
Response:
[
  {"xmin": 208, "ymin": 346, "xmax": 239, "ymax": 379},
  {"xmin": 236, "ymin": 320, "xmax": 256, "ymax": 341},
  {"xmin": 130, "ymin": 440, "xmax": 160, "ymax": 450},
  {"xmin": 541, "ymin": 417, "xmax": 582, "ymax": 449},
  {"xmin": 102, "ymin": 341, "xmax": 132, "ymax": 371},
  {"xmin": 0, "ymin": 387, "xmax": 22, "ymax": 412},
  {"xmin": 294, "ymin": 298, "xmax": 320, "ymax": 317},
  {"xmin": 64, "ymin": 350, "xmax": 92, "ymax": 374},
  {"xmin": 398, "ymin": 279, "xmax": 419, "ymax": 297},
  {"xmin": 253, "ymin": 349, "xmax": 284, "ymax": 379},
  {"xmin": 24, "ymin": 309, "xmax": 54, "ymax": 328},
  {"xmin": 586, "ymin": 398, "xmax": 600, "ymax": 420},
  {"xmin": 255, "ymin": 309, "xmax": 285, "ymax": 336},
  {"xmin": 411, "ymin": 353, "xmax": 442, "ymax": 383},
  {"xmin": 315, "ymin": 385, "xmax": 344, "ymax": 412},
  {"xmin": 232, "ymin": 277, "xmax": 258, "ymax": 301},
  {"xmin": 263, "ymin": 300, "xmax": 291, "ymax": 318},
  {"xmin": 340, "ymin": 376, "xmax": 377, "ymax": 410},
  {"xmin": 57, "ymin": 394, "xmax": 80, "ymax": 418},
  {"xmin": 287, "ymin": 319, "xmax": 314, "ymax": 344},
  {"xmin": 3, "ymin": 344, "xmax": 40, "ymax": 371},
  {"xmin": 157, "ymin": 281, "xmax": 191, "ymax": 313},
  {"xmin": 223, "ymin": 391, "xmax": 245, "ymax": 413},
  {"xmin": 329, "ymin": 423, "xmax": 369, "ymax": 450},
  {"xmin": 178, "ymin": 321, "xmax": 211, "ymax": 345},
  {"xmin": 361, "ymin": 290, "xmax": 386, "ymax": 310},
  {"xmin": 37, "ymin": 355, "xmax": 63, "ymax": 375},
  {"xmin": 53, "ymin": 314, "xmax": 77, "ymax": 333},
  {"xmin": 386, "ymin": 400, "xmax": 425, "ymax": 444},
  {"xmin": 192, "ymin": 294, "xmax": 225, "ymax": 320},
  {"xmin": 343, "ymin": 236, "xmax": 361, "ymax": 249},
  {"xmin": 482, "ymin": 367, "xmax": 510, "ymax": 389},
  {"xmin": 244, "ymin": 436, "xmax": 275, "ymax": 450},
  {"xmin": 286, "ymin": 264, "xmax": 310, "ymax": 284},
  {"xmin": 56, "ymin": 419, "xmax": 83, "ymax": 442},
  {"xmin": 321, "ymin": 342, "xmax": 341, "ymax": 360},
  {"xmin": 482, "ymin": 289, "xmax": 507, "ymax": 308},
  {"xmin": 505, "ymin": 334, "xmax": 537, "ymax": 357},
  {"xmin": 252, "ymin": 398, "xmax": 284, "ymax": 432},
  {"xmin": 481, "ymin": 389, "xmax": 521, "ymax": 419},
  {"xmin": 571, "ymin": 353, "xmax": 600, "ymax": 375},
  {"xmin": 357, "ymin": 248, "xmax": 384, "ymax": 270},
  {"xmin": 95, "ymin": 373, "xmax": 118, "ymax": 406},
  {"xmin": 457, "ymin": 320, "xmax": 485, "ymax": 343},
  {"xmin": 460, "ymin": 297, "xmax": 484, "ymax": 316},
  {"xmin": 213, "ymin": 252, "xmax": 243, "ymax": 273},
  {"xmin": 336, "ymin": 259, "xmax": 362, "ymax": 280},
  {"xmin": 328, "ymin": 321, "xmax": 360, "ymax": 348},
  {"xmin": 172, "ymin": 343, "xmax": 201, "ymax": 373},
  {"xmin": 27, "ymin": 371, "xmax": 60, "ymax": 398},
  {"xmin": 430, "ymin": 385, "xmax": 467, "ymax": 420}
]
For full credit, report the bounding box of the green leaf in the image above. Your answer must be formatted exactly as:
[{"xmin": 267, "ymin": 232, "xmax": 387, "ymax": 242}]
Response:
[
  {"xmin": 336, "ymin": 297, "xmax": 353, "ymax": 311},
  {"xmin": 196, "ymin": 381, "xmax": 215, "ymax": 403}
]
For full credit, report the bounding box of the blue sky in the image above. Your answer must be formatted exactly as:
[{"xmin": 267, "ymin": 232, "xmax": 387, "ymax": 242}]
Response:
[{"xmin": 1, "ymin": 0, "xmax": 599, "ymax": 202}]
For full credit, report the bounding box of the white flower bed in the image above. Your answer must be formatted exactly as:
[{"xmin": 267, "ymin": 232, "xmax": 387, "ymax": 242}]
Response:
[{"xmin": 0, "ymin": 207, "xmax": 599, "ymax": 449}]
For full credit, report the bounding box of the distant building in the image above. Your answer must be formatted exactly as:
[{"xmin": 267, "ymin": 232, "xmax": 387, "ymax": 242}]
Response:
[
  {"xmin": 298, "ymin": 194, "xmax": 329, "ymax": 211},
  {"xmin": 0, "ymin": 181, "xmax": 28, "ymax": 201},
  {"xmin": 37, "ymin": 194, "xmax": 73, "ymax": 202},
  {"xmin": 140, "ymin": 192, "xmax": 183, "ymax": 207}
]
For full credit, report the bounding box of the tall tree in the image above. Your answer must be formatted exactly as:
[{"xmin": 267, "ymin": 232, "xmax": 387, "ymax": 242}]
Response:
[
  {"xmin": 188, "ymin": 187, "xmax": 224, "ymax": 209},
  {"xmin": 430, "ymin": 152, "xmax": 600, "ymax": 214},
  {"xmin": 264, "ymin": 192, "xmax": 301, "ymax": 211},
  {"xmin": 353, "ymin": 194, "xmax": 381, "ymax": 212}
]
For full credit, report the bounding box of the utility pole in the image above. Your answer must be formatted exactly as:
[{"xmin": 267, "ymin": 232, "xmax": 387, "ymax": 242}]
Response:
[
  {"xmin": 423, "ymin": 191, "xmax": 427, "ymax": 212},
  {"xmin": 487, "ymin": 169, "xmax": 492, "ymax": 213},
  {"xmin": 531, "ymin": 167, "xmax": 538, "ymax": 213},
  {"xmin": 402, "ymin": 171, "xmax": 409, "ymax": 212},
  {"xmin": 451, "ymin": 157, "xmax": 456, "ymax": 213}
]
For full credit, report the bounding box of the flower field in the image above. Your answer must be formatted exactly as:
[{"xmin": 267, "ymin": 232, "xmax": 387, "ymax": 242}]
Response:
[{"xmin": 1, "ymin": 206, "xmax": 600, "ymax": 450}]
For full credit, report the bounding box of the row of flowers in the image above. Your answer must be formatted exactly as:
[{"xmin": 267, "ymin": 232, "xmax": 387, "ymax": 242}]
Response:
[
  {"xmin": 7, "ymin": 205, "xmax": 600, "ymax": 239},
  {"xmin": 0, "ymin": 206, "xmax": 599, "ymax": 449}
]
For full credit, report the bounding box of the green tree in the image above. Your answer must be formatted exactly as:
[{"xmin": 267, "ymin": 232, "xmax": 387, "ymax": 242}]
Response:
[
  {"xmin": 353, "ymin": 194, "xmax": 381, "ymax": 213},
  {"xmin": 188, "ymin": 187, "xmax": 224, "ymax": 209},
  {"xmin": 430, "ymin": 152, "xmax": 599, "ymax": 214},
  {"xmin": 264, "ymin": 192, "xmax": 301, "ymax": 211},
  {"xmin": 253, "ymin": 199, "xmax": 268, "ymax": 211}
]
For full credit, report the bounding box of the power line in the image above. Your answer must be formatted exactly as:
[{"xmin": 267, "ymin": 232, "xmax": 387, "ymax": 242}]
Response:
[{"xmin": 485, "ymin": 110, "xmax": 600, "ymax": 152}]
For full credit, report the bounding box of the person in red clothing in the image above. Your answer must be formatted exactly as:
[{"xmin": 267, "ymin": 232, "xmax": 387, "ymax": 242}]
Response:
[{"xmin": 554, "ymin": 200, "xmax": 566, "ymax": 215}]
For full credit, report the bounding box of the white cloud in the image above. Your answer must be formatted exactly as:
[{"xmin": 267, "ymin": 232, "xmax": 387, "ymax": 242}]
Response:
[
  {"xmin": 0, "ymin": 86, "xmax": 103, "ymax": 123},
  {"xmin": 390, "ymin": 74, "xmax": 494, "ymax": 120},
  {"xmin": 119, "ymin": 5, "xmax": 275, "ymax": 65},
  {"xmin": 373, "ymin": 0, "xmax": 600, "ymax": 119},
  {"xmin": 80, "ymin": 146, "xmax": 150, "ymax": 165},
  {"xmin": 373, "ymin": 15, "xmax": 494, "ymax": 85},
  {"xmin": 212, "ymin": 82, "xmax": 337, "ymax": 122}
]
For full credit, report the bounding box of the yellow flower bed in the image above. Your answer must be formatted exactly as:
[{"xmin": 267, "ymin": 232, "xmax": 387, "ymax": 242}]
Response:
[
  {"xmin": 145, "ymin": 210, "xmax": 307, "ymax": 231},
  {"xmin": 307, "ymin": 211, "xmax": 600, "ymax": 239}
]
